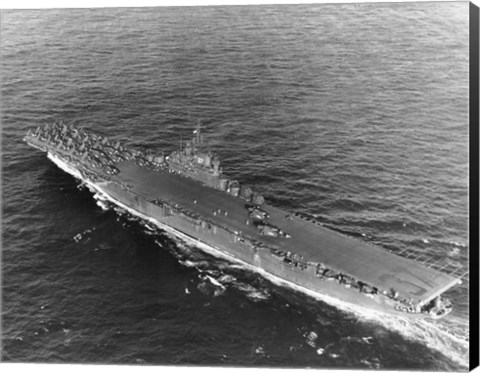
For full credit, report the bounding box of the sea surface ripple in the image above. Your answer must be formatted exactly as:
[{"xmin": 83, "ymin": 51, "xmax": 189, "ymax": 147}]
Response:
[{"xmin": 1, "ymin": 3, "xmax": 469, "ymax": 369}]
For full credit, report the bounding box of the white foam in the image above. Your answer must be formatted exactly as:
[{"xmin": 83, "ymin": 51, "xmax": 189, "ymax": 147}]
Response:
[
  {"xmin": 362, "ymin": 336, "xmax": 373, "ymax": 344},
  {"xmin": 233, "ymin": 283, "xmax": 270, "ymax": 301},
  {"xmin": 143, "ymin": 223, "xmax": 156, "ymax": 231},
  {"xmin": 205, "ymin": 275, "xmax": 226, "ymax": 290},
  {"xmin": 217, "ymin": 274, "xmax": 236, "ymax": 284},
  {"xmin": 357, "ymin": 312, "xmax": 468, "ymax": 368},
  {"xmin": 179, "ymin": 259, "xmax": 198, "ymax": 268},
  {"xmin": 96, "ymin": 200, "xmax": 109, "ymax": 210},
  {"xmin": 255, "ymin": 346, "xmax": 265, "ymax": 355}
]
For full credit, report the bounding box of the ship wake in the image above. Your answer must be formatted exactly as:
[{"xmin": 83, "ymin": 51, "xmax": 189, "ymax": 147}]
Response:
[{"xmin": 353, "ymin": 306, "xmax": 468, "ymax": 368}]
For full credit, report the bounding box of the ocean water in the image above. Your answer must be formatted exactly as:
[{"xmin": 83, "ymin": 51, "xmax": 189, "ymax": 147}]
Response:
[{"xmin": 1, "ymin": 2, "xmax": 469, "ymax": 370}]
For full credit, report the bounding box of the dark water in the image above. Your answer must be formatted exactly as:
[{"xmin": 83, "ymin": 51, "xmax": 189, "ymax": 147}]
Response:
[{"xmin": 1, "ymin": 3, "xmax": 469, "ymax": 369}]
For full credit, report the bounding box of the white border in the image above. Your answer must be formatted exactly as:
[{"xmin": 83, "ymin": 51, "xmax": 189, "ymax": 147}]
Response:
[{"xmin": 1, "ymin": 0, "xmax": 468, "ymax": 10}]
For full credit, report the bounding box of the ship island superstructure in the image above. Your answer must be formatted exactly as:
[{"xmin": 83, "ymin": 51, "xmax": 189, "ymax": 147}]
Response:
[{"xmin": 24, "ymin": 121, "xmax": 464, "ymax": 319}]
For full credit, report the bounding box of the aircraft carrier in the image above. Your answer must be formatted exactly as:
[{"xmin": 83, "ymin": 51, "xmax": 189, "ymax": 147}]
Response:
[{"xmin": 24, "ymin": 121, "xmax": 464, "ymax": 319}]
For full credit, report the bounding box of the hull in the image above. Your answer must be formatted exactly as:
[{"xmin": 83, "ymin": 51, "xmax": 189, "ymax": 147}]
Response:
[{"xmin": 48, "ymin": 152, "xmax": 421, "ymax": 318}]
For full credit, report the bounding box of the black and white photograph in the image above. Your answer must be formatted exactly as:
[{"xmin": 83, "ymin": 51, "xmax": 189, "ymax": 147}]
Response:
[{"xmin": 1, "ymin": 0, "xmax": 473, "ymax": 371}]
